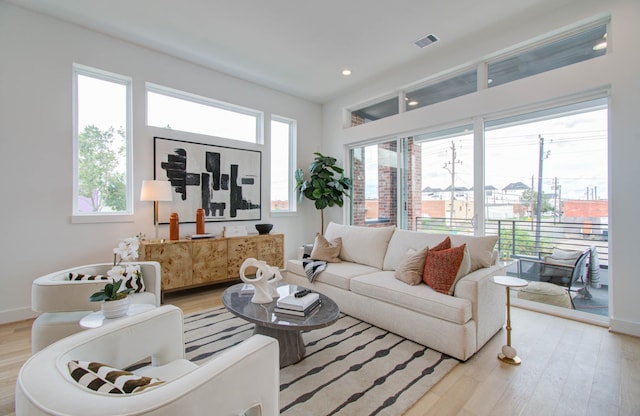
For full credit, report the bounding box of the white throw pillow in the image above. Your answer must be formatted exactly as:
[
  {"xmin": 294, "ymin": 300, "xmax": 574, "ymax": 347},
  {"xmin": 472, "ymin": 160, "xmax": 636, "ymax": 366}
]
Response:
[
  {"xmin": 450, "ymin": 235, "xmax": 498, "ymax": 272},
  {"xmin": 394, "ymin": 247, "xmax": 429, "ymax": 285},
  {"xmin": 324, "ymin": 222, "xmax": 395, "ymax": 269}
]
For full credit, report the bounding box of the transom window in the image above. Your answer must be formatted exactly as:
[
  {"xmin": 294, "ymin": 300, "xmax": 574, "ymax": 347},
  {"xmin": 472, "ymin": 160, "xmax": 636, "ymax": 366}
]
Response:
[{"xmin": 146, "ymin": 83, "xmax": 263, "ymax": 144}]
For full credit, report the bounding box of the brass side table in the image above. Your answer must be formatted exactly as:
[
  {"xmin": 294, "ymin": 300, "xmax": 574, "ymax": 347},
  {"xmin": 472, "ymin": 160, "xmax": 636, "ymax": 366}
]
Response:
[{"xmin": 491, "ymin": 275, "xmax": 528, "ymax": 365}]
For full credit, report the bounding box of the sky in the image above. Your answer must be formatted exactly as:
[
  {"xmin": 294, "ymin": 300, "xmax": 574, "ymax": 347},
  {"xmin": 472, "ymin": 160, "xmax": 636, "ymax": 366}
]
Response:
[{"xmin": 364, "ymin": 106, "xmax": 608, "ymax": 201}]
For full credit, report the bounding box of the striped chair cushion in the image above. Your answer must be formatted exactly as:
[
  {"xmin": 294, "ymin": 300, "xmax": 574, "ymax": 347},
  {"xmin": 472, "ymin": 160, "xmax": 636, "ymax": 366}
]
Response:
[{"xmin": 68, "ymin": 360, "xmax": 164, "ymax": 394}]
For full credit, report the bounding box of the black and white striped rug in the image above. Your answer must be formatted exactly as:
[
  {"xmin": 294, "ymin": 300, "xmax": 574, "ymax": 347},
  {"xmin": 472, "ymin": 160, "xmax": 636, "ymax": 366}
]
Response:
[{"xmin": 184, "ymin": 307, "xmax": 458, "ymax": 416}]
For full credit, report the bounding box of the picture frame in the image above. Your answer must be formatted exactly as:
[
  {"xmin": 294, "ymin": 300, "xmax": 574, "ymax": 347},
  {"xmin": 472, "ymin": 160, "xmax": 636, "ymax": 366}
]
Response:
[{"xmin": 154, "ymin": 136, "xmax": 261, "ymax": 223}]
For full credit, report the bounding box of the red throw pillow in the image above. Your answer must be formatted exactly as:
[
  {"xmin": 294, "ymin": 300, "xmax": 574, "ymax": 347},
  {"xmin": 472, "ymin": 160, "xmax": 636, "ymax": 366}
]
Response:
[
  {"xmin": 431, "ymin": 236, "xmax": 451, "ymax": 252},
  {"xmin": 423, "ymin": 243, "xmax": 466, "ymax": 294}
]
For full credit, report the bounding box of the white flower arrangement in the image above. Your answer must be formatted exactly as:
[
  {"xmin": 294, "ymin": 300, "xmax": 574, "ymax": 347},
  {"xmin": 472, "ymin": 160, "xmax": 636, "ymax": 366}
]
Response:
[
  {"xmin": 89, "ymin": 236, "xmax": 143, "ymax": 302},
  {"xmin": 113, "ymin": 236, "xmax": 141, "ymax": 264}
]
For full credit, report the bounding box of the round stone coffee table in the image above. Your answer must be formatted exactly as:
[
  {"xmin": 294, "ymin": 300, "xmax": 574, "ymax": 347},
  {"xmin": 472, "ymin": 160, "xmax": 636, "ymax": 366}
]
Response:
[{"xmin": 222, "ymin": 283, "xmax": 340, "ymax": 368}]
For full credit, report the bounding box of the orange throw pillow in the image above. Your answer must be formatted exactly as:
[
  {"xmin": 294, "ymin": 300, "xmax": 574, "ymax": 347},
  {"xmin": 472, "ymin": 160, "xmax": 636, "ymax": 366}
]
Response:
[
  {"xmin": 422, "ymin": 243, "xmax": 466, "ymax": 294},
  {"xmin": 431, "ymin": 236, "xmax": 451, "ymax": 251}
]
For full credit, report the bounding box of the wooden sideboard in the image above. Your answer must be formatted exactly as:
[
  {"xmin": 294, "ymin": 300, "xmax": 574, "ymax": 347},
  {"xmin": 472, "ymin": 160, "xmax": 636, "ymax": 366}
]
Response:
[{"xmin": 138, "ymin": 234, "xmax": 284, "ymax": 295}]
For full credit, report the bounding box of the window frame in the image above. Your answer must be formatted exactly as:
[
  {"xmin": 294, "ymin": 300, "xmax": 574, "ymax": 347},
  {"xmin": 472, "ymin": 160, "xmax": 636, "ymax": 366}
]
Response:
[
  {"xmin": 270, "ymin": 115, "xmax": 297, "ymax": 214},
  {"xmin": 146, "ymin": 83, "xmax": 264, "ymax": 144},
  {"xmin": 72, "ymin": 64, "xmax": 133, "ymax": 223}
]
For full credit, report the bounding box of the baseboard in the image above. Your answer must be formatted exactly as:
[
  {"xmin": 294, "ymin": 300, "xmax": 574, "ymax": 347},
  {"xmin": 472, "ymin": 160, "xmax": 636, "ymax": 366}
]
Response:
[
  {"xmin": 0, "ymin": 307, "xmax": 37, "ymax": 325},
  {"xmin": 610, "ymin": 317, "xmax": 640, "ymax": 337}
]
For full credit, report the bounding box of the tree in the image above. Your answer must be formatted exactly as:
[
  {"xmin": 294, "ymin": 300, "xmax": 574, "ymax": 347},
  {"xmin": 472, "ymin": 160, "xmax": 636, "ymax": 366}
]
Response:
[
  {"xmin": 295, "ymin": 152, "xmax": 352, "ymax": 234},
  {"xmin": 521, "ymin": 189, "xmax": 553, "ymax": 213},
  {"xmin": 78, "ymin": 125, "xmax": 126, "ymax": 212}
]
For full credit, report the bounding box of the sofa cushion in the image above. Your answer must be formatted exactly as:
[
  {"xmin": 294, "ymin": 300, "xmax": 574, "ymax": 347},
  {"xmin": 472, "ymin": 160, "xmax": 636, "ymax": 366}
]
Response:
[
  {"xmin": 286, "ymin": 259, "xmax": 380, "ymax": 290},
  {"xmin": 350, "ymin": 271, "xmax": 472, "ymax": 325},
  {"xmin": 422, "ymin": 244, "xmax": 467, "ymax": 294},
  {"xmin": 394, "ymin": 247, "xmax": 429, "ymax": 285},
  {"xmin": 309, "ymin": 233, "xmax": 342, "ymax": 262},
  {"xmin": 325, "ymin": 222, "xmax": 395, "ymax": 269},
  {"xmin": 383, "ymin": 230, "xmax": 450, "ymax": 271},
  {"xmin": 450, "ymin": 235, "xmax": 498, "ymax": 272}
]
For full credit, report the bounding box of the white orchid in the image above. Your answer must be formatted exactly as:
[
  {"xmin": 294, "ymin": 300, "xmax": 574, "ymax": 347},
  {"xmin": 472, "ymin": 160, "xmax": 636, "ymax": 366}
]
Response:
[
  {"xmin": 125, "ymin": 264, "xmax": 142, "ymax": 279},
  {"xmin": 107, "ymin": 265, "xmax": 127, "ymax": 281},
  {"xmin": 112, "ymin": 236, "xmax": 141, "ymax": 264}
]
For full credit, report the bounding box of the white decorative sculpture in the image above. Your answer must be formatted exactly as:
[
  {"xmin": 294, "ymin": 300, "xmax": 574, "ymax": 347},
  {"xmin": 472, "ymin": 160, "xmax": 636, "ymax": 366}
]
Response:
[
  {"xmin": 266, "ymin": 266, "xmax": 283, "ymax": 299},
  {"xmin": 239, "ymin": 258, "xmax": 278, "ymax": 304}
]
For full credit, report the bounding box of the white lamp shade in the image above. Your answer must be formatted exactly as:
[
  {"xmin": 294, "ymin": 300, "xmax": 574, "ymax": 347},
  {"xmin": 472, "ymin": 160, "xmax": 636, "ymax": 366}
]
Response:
[{"xmin": 140, "ymin": 180, "xmax": 173, "ymax": 202}]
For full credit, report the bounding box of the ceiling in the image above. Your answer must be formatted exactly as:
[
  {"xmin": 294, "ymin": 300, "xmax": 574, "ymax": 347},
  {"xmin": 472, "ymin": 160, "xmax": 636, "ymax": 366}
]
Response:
[{"xmin": 8, "ymin": 0, "xmax": 575, "ymax": 103}]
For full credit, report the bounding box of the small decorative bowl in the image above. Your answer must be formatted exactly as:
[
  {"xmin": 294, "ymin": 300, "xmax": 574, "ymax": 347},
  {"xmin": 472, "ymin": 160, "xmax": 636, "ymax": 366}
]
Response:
[{"xmin": 255, "ymin": 223, "xmax": 273, "ymax": 235}]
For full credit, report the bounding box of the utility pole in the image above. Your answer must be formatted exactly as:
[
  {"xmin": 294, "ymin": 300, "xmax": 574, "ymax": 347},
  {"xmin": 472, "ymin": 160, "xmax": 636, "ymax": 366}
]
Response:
[
  {"xmin": 443, "ymin": 141, "xmax": 462, "ymax": 227},
  {"xmin": 553, "ymin": 177, "xmax": 559, "ymax": 224},
  {"xmin": 530, "ymin": 175, "xmax": 534, "ymax": 231},
  {"xmin": 535, "ymin": 135, "xmax": 549, "ymax": 255}
]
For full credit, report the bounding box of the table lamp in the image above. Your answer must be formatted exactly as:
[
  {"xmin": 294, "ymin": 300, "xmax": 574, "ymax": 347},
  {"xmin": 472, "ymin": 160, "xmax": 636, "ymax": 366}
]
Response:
[{"xmin": 140, "ymin": 180, "xmax": 173, "ymax": 241}]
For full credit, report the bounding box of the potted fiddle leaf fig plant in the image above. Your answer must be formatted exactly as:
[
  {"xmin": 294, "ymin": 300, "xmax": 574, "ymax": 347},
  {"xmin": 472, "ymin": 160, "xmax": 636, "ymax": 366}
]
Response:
[{"xmin": 295, "ymin": 152, "xmax": 352, "ymax": 234}]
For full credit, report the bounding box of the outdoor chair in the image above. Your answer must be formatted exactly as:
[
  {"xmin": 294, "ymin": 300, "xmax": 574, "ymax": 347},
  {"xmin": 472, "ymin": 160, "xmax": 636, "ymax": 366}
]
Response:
[{"xmin": 517, "ymin": 248, "xmax": 590, "ymax": 308}]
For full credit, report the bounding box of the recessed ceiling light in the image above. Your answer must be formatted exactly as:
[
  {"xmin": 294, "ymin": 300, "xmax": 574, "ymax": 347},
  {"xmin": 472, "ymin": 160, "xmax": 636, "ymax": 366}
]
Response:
[
  {"xmin": 342, "ymin": 68, "xmax": 352, "ymax": 76},
  {"xmin": 408, "ymin": 100, "xmax": 418, "ymax": 106}
]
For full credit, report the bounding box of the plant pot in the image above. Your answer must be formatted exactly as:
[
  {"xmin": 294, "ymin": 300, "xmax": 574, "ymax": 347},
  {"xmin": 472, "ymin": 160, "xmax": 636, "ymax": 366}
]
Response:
[{"xmin": 101, "ymin": 296, "xmax": 130, "ymax": 319}]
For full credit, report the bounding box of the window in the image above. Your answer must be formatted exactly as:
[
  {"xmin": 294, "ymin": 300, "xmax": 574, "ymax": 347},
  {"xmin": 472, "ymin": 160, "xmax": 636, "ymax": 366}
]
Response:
[
  {"xmin": 487, "ymin": 23, "xmax": 607, "ymax": 88},
  {"xmin": 73, "ymin": 64, "xmax": 132, "ymax": 218},
  {"xmin": 411, "ymin": 126, "xmax": 474, "ymax": 231},
  {"xmin": 405, "ymin": 70, "xmax": 477, "ymax": 111},
  {"xmin": 270, "ymin": 116, "xmax": 297, "ymax": 212},
  {"xmin": 350, "ymin": 139, "xmax": 399, "ymax": 227},
  {"xmin": 485, "ymin": 98, "xmax": 608, "ymax": 256},
  {"xmin": 351, "ymin": 97, "xmax": 399, "ymax": 126},
  {"xmin": 146, "ymin": 83, "xmax": 263, "ymax": 143}
]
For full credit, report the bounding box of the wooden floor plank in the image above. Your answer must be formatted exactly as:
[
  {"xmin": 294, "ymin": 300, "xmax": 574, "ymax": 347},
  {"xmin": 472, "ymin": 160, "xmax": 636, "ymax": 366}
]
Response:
[{"xmin": 2, "ymin": 286, "xmax": 639, "ymax": 416}]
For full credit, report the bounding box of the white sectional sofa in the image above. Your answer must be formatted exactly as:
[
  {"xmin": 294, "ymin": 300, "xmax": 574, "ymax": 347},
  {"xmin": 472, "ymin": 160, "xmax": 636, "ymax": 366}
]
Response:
[{"xmin": 284, "ymin": 222, "xmax": 507, "ymax": 361}]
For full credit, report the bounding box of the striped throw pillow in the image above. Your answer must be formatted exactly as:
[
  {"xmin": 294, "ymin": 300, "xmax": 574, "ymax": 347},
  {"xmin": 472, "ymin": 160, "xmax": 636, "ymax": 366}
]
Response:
[
  {"xmin": 121, "ymin": 271, "xmax": 145, "ymax": 293},
  {"xmin": 68, "ymin": 360, "xmax": 164, "ymax": 394},
  {"xmin": 68, "ymin": 273, "xmax": 109, "ymax": 281}
]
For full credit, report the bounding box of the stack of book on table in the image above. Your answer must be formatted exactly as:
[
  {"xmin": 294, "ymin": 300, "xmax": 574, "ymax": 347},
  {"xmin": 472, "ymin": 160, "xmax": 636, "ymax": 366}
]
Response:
[{"xmin": 275, "ymin": 291, "xmax": 321, "ymax": 317}]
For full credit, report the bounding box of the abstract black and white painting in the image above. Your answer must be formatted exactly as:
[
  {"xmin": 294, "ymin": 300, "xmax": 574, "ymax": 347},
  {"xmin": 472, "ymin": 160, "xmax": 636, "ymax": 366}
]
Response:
[{"xmin": 154, "ymin": 137, "xmax": 261, "ymax": 223}]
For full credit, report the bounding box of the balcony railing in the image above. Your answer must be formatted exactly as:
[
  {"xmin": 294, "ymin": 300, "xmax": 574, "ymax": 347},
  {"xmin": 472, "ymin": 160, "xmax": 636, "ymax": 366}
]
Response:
[{"xmin": 415, "ymin": 217, "xmax": 609, "ymax": 266}]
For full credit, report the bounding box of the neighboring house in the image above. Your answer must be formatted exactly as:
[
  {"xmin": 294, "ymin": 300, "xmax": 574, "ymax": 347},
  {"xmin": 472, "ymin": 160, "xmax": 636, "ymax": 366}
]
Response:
[
  {"xmin": 421, "ymin": 186, "xmax": 443, "ymax": 200},
  {"xmin": 502, "ymin": 181, "xmax": 530, "ymax": 203}
]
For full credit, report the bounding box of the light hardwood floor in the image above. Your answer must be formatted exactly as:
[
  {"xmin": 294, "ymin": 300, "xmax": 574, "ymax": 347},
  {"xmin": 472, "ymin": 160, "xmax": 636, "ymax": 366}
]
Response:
[{"xmin": 2, "ymin": 285, "xmax": 639, "ymax": 416}]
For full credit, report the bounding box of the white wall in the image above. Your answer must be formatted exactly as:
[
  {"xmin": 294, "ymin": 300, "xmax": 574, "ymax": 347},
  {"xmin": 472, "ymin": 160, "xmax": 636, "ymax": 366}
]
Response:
[
  {"xmin": 0, "ymin": 2, "xmax": 322, "ymax": 323},
  {"xmin": 322, "ymin": 0, "xmax": 640, "ymax": 336}
]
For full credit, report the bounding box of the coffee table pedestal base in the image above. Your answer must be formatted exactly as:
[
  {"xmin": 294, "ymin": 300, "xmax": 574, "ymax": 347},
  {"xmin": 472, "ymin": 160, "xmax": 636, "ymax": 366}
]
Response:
[{"xmin": 254, "ymin": 325, "xmax": 305, "ymax": 368}]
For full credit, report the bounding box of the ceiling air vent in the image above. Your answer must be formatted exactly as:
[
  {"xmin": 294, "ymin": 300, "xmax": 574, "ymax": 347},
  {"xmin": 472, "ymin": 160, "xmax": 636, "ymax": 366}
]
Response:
[{"xmin": 414, "ymin": 33, "xmax": 439, "ymax": 49}]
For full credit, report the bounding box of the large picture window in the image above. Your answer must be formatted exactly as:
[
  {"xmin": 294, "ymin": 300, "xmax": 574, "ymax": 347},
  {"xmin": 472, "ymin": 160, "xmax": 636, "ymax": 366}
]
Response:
[{"xmin": 73, "ymin": 64, "xmax": 132, "ymax": 219}]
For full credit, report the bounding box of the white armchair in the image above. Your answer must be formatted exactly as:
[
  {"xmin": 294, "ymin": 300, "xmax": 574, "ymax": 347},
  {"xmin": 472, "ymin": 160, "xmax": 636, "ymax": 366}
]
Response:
[
  {"xmin": 31, "ymin": 262, "xmax": 161, "ymax": 353},
  {"xmin": 16, "ymin": 305, "xmax": 280, "ymax": 416}
]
